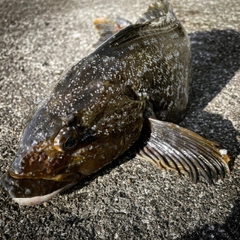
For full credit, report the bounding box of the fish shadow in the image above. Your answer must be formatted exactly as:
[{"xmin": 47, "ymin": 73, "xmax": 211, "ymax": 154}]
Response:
[
  {"xmin": 179, "ymin": 29, "xmax": 240, "ymax": 239},
  {"xmin": 183, "ymin": 29, "xmax": 240, "ymax": 163}
]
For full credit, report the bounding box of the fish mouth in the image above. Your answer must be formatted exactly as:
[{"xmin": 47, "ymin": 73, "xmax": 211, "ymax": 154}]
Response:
[{"xmin": 0, "ymin": 171, "xmax": 82, "ymax": 205}]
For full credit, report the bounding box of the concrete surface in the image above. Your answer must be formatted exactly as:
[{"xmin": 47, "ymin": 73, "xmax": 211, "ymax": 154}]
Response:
[{"xmin": 0, "ymin": 0, "xmax": 239, "ymax": 239}]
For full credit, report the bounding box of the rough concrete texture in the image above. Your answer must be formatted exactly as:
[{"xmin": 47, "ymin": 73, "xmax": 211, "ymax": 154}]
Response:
[{"xmin": 0, "ymin": 0, "xmax": 239, "ymax": 239}]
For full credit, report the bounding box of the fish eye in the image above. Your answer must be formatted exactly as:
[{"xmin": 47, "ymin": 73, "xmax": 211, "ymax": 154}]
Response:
[
  {"xmin": 64, "ymin": 136, "xmax": 77, "ymax": 149},
  {"xmin": 54, "ymin": 126, "xmax": 79, "ymax": 152}
]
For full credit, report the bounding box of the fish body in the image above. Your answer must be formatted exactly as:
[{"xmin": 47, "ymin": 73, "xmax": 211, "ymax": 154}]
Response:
[{"xmin": 1, "ymin": 0, "xmax": 229, "ymax": 205}]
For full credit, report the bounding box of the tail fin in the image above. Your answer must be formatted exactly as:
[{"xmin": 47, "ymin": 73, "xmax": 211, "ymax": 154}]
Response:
[
  {"xmin": 136, "ymin": 0, "xmax": 175, "ymax": 24},
  {"xmin": 93, "ymin": 0, "xmax": 176, "ymax": 47}
]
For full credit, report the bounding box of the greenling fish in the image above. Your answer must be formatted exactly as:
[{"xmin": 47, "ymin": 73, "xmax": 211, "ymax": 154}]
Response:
[{"xmin": 1, "ymin": 0, "xmax": 230, "ymax": 205}]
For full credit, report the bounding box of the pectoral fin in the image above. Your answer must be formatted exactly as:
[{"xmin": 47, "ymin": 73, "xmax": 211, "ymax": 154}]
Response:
[{"xmin": 137, "ymin": 118, "xmax": 230, "ymax": 183}]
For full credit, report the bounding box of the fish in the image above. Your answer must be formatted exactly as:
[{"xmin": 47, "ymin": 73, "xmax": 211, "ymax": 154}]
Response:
[{"xmin": 0, "ymin": 0, "xmax": 230, "ymax": 205}]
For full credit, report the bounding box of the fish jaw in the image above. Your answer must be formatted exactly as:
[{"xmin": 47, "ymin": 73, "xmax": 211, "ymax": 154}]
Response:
[
  {"xmin": 0, "ymin": 171, "xmax": 81, "ymax": 205},
  {"xmin": 13, "ymin": 182, "xmax": 77, "ymax": 206}
]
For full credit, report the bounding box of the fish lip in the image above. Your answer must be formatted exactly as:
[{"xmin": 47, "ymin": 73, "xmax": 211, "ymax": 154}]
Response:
[
  {"xmin": 0, "ymin": 171, "xmax": 82, "ymax": 200},
  {"xmin": 12, "ymin": 182, "xmax": 77, "ymax": 205}
]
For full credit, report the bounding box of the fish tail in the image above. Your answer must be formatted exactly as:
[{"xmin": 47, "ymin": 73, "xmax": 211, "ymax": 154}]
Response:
[
  {"xmin": 137, "ymin": 0, "xmax": 175, "ymax": 24},
  {"xmin": 93, "ymin": 0, "xmax": 176, "ymax": 46}
]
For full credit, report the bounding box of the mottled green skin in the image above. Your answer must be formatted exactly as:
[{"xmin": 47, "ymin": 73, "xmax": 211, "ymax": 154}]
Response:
[{"xmin": 1, "ymin": 1, "xmax": 191, "ymax": 200}]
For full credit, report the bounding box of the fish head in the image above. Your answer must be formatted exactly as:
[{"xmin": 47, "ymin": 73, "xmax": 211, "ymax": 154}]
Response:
[
  {"xmin": 1, "ymin": 106, "xmax": 86, "ymax": 205},
  {"xmin": 1, "ymin": 61, "xmax": 145, "ymax": 204}
]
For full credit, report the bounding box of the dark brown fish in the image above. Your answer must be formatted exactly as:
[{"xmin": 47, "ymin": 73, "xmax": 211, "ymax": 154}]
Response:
[{"xmin": 1, "ymin": 0, "xmax": 230, "ymax": 205}]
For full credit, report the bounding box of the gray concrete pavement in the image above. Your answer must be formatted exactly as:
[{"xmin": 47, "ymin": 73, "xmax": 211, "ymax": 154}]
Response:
[{"xmin": 0, "ymin": 0, "xmax": 239, "ymax": 239}]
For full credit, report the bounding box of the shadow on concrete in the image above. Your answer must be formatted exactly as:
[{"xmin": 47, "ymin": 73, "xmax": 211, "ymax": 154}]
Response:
[
  {"xmin": 186, "ymin": 29, "xmax": 240, "ymax": 164},
  {"xmin": 178, "ymin": 29, "xmax": 240, "ymax": 240}
]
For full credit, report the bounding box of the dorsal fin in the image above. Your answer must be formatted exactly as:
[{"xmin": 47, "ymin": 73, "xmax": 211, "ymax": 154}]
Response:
[
  {"xmin": 107, "ymin": 23, "xmax": 150, "ymax": 47},
  {"xmin": 93, "ymin": 22, "xmax": 148, "ymax": 53}
]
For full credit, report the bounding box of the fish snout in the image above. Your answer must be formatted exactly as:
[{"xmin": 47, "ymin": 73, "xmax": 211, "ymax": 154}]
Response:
[{"xmin": 9, "ymin": 150, "xmax": 54, "ymax": 179}]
